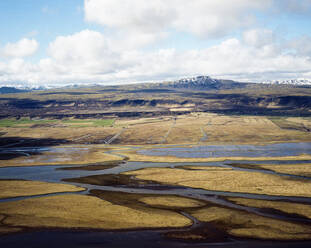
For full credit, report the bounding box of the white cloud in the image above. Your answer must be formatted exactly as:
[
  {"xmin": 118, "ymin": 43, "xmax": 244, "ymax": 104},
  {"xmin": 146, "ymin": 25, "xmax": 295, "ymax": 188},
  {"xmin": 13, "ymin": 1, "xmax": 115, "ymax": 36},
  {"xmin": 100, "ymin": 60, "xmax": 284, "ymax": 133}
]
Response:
[
  {"xmin": 84, "ymin": 0, "xmax": 175, "ymax": 33},
  {"xmin": 2, "ymin": 38, "xmax": 39, "ymax": 58},
  {"xmin": 289, "ymin": 36, "xmax": 311, "ymax": 57},
  {"xmin": 243, "ymin": 29, "xmax": 275, "ymax": 48},
  {"xmin": 84, "ymin": 0, "xmax": 271, "ymax": 38},
  {"xmin": 47, "ymin": 30, "xmax": 123, "ymax": 75},
  {"xmin": 0, "ymin": 28, "xmax": 311, "ymax": 87},
  {"xmin": 1, "ymin": 0, "xmax": 311, "ymax": 87}
]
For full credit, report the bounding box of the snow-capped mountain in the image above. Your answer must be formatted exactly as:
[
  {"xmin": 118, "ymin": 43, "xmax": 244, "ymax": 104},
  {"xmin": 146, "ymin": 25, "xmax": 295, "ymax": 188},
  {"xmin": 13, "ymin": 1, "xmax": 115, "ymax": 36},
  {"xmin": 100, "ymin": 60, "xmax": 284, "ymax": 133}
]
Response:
[
  {"xmin": 262, "ymin": 79, "xmax": 311, "ymax": 85},
  {"xmin": 0, "ymin": 84, "xmax": 54, "ymax": 91},
  {"xmin": 0, "ymin": 83, "xmax": 89, "ymax": 91},
  {"xmin": 177, "ymin": 75, "xmax": 218, "ymax": 85},
  {"xmin": 165, "ymin": 75, "xmax": 243, "ymax": 90}
]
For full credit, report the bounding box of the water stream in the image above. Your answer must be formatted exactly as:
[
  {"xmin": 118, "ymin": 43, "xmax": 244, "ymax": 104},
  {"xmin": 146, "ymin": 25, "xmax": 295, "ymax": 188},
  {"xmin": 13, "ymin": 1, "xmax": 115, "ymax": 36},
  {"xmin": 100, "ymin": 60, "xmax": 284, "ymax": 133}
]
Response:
[{"xmin": 1, "ymin": 143, "xmax": 311, "ymax": 247}]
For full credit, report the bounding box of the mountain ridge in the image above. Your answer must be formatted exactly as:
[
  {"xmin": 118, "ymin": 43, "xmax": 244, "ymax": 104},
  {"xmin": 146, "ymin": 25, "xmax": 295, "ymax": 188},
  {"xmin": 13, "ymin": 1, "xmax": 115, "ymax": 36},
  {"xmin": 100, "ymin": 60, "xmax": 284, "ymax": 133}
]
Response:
[{"xmin": 262, "ymin": 79, "xmax": 311, "ymax": 85}]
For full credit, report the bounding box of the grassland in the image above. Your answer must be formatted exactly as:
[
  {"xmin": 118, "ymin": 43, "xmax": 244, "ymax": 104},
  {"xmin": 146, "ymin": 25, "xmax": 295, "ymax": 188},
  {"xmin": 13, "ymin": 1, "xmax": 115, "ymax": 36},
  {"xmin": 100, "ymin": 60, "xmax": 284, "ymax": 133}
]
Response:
[
  {"xmin": 227, "ymin": 197, "xmax": 311, "ymax": 219},
  {"xmin": 0, "ymin": 194, "xmax": 192, "ymax": 234},
  {"xmin": 0, "ymin": 118, "xmax": 114, "ymax": 128},
  {"xmin": 0, "ymin": 118, "xmax": 57, "ymax": 128},
  {"xmin": 0, "ymin": 180, "xmax": 84, "ymax": 199},
  {"xmin": 269, "ymin": 116, "xmax": 311, "ymax": 132},
  {"xmin": 1, "ymin": 114, "xmax": 311, "ymax": 146},
  {"xmin": 62, "ymin": 118, "xmax": 115, "ymax": 127},
  {"xmin": 190, "ymin": 206, "xmax": 311, "ymax": 240},
  {"xmin": 227, "ymin": 162, "xmax": 311, "ymax": 177},
  {"xmin": 124, "ymin": 167, "xmax": 311, "ymax": 197},
  {"xmin": 139, "ymin": 196, "xmax": 206, "ymax": 208},
  {"xmin": 259, "ymin": 163, "xmax": 311, "ymax": 177}
]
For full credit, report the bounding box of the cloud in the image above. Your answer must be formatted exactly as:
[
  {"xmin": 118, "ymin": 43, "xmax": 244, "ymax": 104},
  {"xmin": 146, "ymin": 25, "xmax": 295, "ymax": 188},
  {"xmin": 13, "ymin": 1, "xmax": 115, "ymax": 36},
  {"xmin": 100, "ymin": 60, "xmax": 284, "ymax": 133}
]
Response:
[
  {"xmin": 2, "ymin": 38, "xmax": 39, "ymax": 58},
  {"xmin": 275, "ymin": 0, "xmax": 311, "ymax": 15},
  {"xmin": 1, "ymin": 0, "xmax": 311, "ymax": 87},
  {"xmin": 0, "ymin": 28, "xmax": 310, "ymax": 87},
  {"xmin": 84, "ymin": 0, "xmax": 271, "ymax": 38},
  {"xmin": 46, "ymin": 29, "xmax": 127, "ymax": 75},
  {"xmin": 243, "ymin": 29, "xmax": 275, "ymax": 48},
  {"xmin": 288, "ymin": 36, "xmax": 311, "ymax": 57}
]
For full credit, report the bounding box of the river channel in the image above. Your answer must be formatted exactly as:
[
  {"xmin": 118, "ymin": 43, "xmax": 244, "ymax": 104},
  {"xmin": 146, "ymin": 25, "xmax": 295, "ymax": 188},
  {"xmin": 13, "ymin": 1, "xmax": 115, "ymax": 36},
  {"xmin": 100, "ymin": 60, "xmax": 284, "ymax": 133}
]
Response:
[{"xmin": 1, "ymin": 143, "xmax": 311, "ymax": 248}]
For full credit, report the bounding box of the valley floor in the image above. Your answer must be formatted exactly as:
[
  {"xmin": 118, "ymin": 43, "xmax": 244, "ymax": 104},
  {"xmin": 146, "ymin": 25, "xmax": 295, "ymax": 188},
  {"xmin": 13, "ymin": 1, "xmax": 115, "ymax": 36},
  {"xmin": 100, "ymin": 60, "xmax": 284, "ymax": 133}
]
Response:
[{"xmin": 1, "ymin": 114, "xmax": 311, "ymax": 247}]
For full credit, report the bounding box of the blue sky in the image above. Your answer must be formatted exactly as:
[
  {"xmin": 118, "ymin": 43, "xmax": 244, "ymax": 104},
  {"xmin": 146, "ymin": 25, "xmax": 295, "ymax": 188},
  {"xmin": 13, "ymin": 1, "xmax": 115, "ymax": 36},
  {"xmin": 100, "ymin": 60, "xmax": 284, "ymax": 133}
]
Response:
[
  {"xmin": 0, "ymin": 0, "xmax": 311, "ymax": 87},
  {"xmin": 0, "ymin": 0, "xmax": 86, "ymax": 60}
]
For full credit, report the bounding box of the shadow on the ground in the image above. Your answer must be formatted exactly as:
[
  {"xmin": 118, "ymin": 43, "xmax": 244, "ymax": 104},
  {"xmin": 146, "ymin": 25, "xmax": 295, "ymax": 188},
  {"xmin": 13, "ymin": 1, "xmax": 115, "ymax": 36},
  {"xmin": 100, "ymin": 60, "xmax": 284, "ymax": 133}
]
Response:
[{"xmin": 0, "ymin": 136, "xmax": 68, "ymax": 160}]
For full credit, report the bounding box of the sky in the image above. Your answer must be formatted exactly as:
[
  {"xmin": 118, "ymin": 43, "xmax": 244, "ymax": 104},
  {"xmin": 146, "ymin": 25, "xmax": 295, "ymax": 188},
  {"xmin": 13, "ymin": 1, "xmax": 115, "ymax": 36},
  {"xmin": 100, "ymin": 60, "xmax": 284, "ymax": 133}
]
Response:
[{"xmin": 0, "ymin": 0, "xmax": 311, "ymax": 87}]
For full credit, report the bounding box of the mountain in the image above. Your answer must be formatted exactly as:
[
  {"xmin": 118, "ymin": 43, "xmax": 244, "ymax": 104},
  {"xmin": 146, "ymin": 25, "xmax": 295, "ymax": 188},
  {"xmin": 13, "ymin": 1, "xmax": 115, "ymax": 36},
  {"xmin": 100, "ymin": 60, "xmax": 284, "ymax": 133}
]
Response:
[
  {"xmin": 0, "ymin": 87, "xmax": 30, "ymax": 94},
  {"xmin": 159, "ymin": 75, "xmax": 248, "ymax": 90},
  {"xmin": 262, "ymin": 79, "xmax": 311, "ymax": 86}
]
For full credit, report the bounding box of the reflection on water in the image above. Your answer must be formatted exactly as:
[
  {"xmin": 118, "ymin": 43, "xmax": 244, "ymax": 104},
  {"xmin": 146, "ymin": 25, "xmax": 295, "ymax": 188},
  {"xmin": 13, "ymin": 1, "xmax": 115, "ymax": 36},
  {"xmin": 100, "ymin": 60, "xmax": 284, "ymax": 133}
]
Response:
[{"xmin": 138, "ymin": 142, "xmax": 311, "ymax": 158}]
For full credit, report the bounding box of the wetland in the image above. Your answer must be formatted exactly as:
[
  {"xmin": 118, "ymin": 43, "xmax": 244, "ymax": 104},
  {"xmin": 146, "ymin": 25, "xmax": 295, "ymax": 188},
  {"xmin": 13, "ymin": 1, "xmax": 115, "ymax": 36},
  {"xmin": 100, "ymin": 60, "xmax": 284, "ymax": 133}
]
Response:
[{"xmin": 1, "ymin": 141, "xmax": 311, "ymax": 247}]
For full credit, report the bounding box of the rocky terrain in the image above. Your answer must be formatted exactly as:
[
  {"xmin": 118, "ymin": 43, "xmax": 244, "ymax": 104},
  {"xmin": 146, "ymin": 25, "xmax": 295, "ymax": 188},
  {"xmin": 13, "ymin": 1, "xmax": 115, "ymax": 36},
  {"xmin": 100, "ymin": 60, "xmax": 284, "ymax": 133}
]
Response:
[{"xmin": 0, "ymin": 76, "xmax": 311, "ymax": 119}]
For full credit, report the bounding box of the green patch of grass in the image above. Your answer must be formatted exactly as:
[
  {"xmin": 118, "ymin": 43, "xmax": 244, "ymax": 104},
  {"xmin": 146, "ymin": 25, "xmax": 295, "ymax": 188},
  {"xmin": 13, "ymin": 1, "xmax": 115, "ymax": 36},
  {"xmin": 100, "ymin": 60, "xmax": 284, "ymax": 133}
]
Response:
[
  {"xmin": 61, "ymin": 119, "xmax": 114, "ymax": 127},
  {"xmin": 62, "ymin": 119, "xmax": 91, "ymax": 124},
  {"xmin": 93, "ymin": 119, "xmax": 115, "ymax": 127},
  {"xmin": 0, "ymin": 119, "xmax": 17, "ymax": 127},
  {"xmin": 0, "ymin": 118, "xmax": 57, "ymax": 128}
]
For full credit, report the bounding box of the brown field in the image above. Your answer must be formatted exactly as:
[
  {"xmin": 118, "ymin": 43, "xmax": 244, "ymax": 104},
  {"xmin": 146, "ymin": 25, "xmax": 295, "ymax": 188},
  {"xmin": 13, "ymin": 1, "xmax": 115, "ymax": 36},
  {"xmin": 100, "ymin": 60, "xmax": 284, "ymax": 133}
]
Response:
[
  {"xmin": 259, "ymin": 163, "xmax": 311, "ymax": 177},
  {"xmin": 228, "ymin": 197, "xmax": 311, "ymax": 219},
  {"xmin": 116, "ymin": 118, "xmax": 173, "ymax": 144},
  {"xmin": 1, "ymin": 114, "xmax": 311, "ymax": 146},
  {"xmin": 0, "ymin": 194, "xmax": 192, "ymax": 234},
  {"xmin": 139, "ymin": 196, "xmax": 206, "ymax": 208},
  {"xmin": 124, "ymin": 167, "xmax": 311, "ymax": 197},
  {"xmin": 178, "ymin": 166, "xmax": 233, "ymax": 171},
  {"xmin": 0, "ymin": 180, "xmax": 84, "ymax": 199},
  {"xmin": 190, "ymin": 206, "xmax": 311, "ymax": 240}
]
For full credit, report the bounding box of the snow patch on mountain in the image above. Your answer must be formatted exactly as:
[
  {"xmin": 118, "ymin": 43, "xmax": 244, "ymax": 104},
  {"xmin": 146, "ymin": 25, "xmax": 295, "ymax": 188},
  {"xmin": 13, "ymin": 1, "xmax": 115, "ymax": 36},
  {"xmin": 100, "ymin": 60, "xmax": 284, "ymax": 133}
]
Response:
[{"xmin": 262, "ymin": 79, "xmax": 311, "ymax": 85}]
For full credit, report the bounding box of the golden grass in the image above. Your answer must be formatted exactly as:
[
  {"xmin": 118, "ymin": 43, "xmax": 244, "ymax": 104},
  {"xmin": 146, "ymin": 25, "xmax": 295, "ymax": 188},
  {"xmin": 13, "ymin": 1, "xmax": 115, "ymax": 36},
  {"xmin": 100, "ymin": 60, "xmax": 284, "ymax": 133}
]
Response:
[
  {"xmin": 1, "ymin": 125, "xmax": 119, "ymax": 142},
  {"xmin": 287, "ymin": 117, "xmax": 311, "ymax": 128},
  {"xmin": 139, "ymin": 196, "xmax": 205, "ymax": 208},
  {"xmin": 0, "ymin": 194, "xmax": 192, "ymax": 233},
  {"xmin": 260, "ymin": 163, "xmax": 311, "ymax": 177},
  {"xmin": 124, "ymin": 167, "xmax": 311, "ymax": 197},
  {"xmin": 117, "ymin": 121, "xmax": 171, "ymax": 144},
  {"xmin": 190, "ymin": 206, "xmax": 311, "ymax": 240},
  {"xmin": 179, "ymin": 166, "xmax": 233, "ymax": 171},
  {"xmin": 0, "ymin": 226, "xmax": 23, "ymax": 234},
  {"xmin": 2, "ymin": 114, "xmax": 311, "ymax": 145},
  {"xmin": 228, "ymin": 197, "xmax": 311, "ymax": 219},
  {"xmin": 0, "ymin": 180, "xmax": 85, "ymax": 199}
]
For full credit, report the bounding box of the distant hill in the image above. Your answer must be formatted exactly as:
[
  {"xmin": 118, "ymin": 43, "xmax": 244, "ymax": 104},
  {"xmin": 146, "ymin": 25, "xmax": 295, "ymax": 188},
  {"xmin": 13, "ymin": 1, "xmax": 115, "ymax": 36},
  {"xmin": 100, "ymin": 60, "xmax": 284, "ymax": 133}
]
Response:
[
  {"xmin": 158, "ymin": 75, "xmax": 249, "ymax": 90},
  {"xmin": 0, "ymin": 87, "xmax": 29, "ymax": 94},
  {"xmin": 262, "ymin": 79, "xmax": 311, "ymax": 86},
  {"xmin": 1, "ymin": 75, "xmax": 311, "ymax": 118}
]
